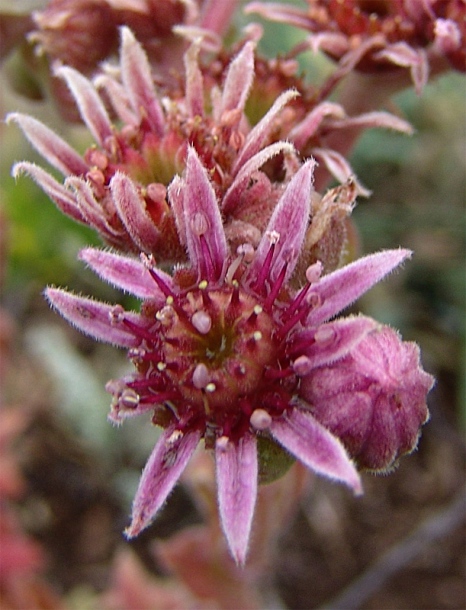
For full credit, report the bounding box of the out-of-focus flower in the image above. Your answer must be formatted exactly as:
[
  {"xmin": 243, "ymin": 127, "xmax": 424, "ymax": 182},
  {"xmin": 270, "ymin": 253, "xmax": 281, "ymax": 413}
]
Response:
[
  {"xmin": 44, "ymin": 149, "xmax": 431, "ymax": 563},
  {"xmin": 29, "ymin": 0, "xmax": 239, "ymax": 72},
  {"xmin": 10, "ymin": 26, "xmax": 412, "ymax": 269},
  {"xmin": 246, "ymin": 0, "xmax": 466, "ymax": 93},
  {"xmin": 302, "ymin": 325, "xmax": 434, "ymax": 471},
  {"xmin": 1, "ymin": 0, "xmax": 239, "ymax": 118}
]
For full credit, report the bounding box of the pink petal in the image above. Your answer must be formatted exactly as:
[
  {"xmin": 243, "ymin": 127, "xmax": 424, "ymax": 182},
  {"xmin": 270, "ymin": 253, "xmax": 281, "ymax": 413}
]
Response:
[
  {"xmin": 125, "ymin": 427, "xmax": 201, "ymax": 537},
  {"xmin": 120, "ymin": 27, "xmax": 165, "ymax": 135},
  {"xmin": 66, "ymin": 176, "xmax": 123, "ymax": 239},
  {"xmin": 248, "ymin": 159, "xmax": 315, "ymax": 284},
  {"xmin": 184, "ymin": 42, "xmax": 204, "ymax": 118},
  {"xmin": 12, "ymin": 162, "xmax": 85, "ymax": 223},
  {"xmin": 110, "ymin": 172, "xmax": 161, "ymax": 252},
  {"xmin": 313, "ymin": 148, "xmax": 371, "ymax": 197},
  {"xmin": 245, "ymin": 2, "xmax": 313, "ymax": 29},
  {"xmin": 220, "ymin": 41, "xmax": 255, "ymax": 116},
  {"xmin": 183, "ymin": 147, "xmax": 227, "ymax": 282},
  {"xmin": 45, "ymin": 288, "xmax": 140, "ymax": 348},
  {"xmin": 55, "ymin": 65, "xmax": 113, "ymax": 146},
  {"xmin": 167, "ymin": 175, "xmax": 187, "ymax": 246},
  {"xmin": 78, "ymin": 248, "xmax": 171, "ymax": 301},
  {"xmin": 327, "ymin": 111, "xmax": 414, "ymax": 135},
  {"xmin": 216, "ymin": 433, "xmax": 258, "ymax": 565},
  {"xmin": 294, "ymin": 315, "xmax": 378, "ymax": 369},
  {"xmin": 94, "ymin": 73, "xmax": 139, "ymax": 126},
  {"xmin": 289, "ymin": 102, "xmax": 346, "ymax": 151},
  {"xmin": 307, "ymin": 249, "xmax": 412, "ymax": 326},
  {"xmin": 7, "ymin": 113, "xmax": 88, "ymax": 176},
  {"xmin": 374, "ymin": 43, "xmax": 429, "ymax": 94},
  {"xmin": 232, "ymin": 89, "xmax": 298, "ymax": 174},
  {"xmin": 270, "ymin": 408, "xmax": 362, "ymax": 494},
  {"xmin": 222, "ymin": 141, "xmax": 295, "ymax": 214},
  {"xmin": 200, "ymin": 0, "xmax": 239, "ymax": 35}
]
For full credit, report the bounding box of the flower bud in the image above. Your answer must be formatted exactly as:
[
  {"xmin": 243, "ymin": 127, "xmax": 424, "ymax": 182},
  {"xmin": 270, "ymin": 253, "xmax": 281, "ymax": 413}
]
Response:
[{"xmin": 301, "ymin": 326, "xmax": 434, "ymax": 472}]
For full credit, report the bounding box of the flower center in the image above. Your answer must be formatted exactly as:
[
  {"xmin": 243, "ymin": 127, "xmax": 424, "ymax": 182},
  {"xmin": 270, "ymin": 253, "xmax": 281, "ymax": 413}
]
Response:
[{"xmin": 159, "ymin": 285, "xmax": 277, "ymax": 423}]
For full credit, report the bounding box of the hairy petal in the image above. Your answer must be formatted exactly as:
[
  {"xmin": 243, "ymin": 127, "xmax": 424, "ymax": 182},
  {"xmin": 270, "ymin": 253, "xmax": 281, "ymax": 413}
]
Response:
[
  {"xmin": 289, "ymin": 102, "xmax": 346, "ymax": 150},
  {"xmin": 55, "ymin": 65, "xmax": 113, "ymax": 146},
  {"xmin": 67, "ymin": 176, "xmax": 123, "ymax": 238},
  {"xmin": 216, "ymin": 433, "xmax": 258, "ymax": 566},
  {"xmin": 125, "ymin": 427, "xmax": 201, "ymax": 537},
  {"xmin": 184, "ymin": 41, "xmax": 204, "ymax": 118},
  {"xmin": 167, "ymin": 175, "xmax": 187, "ymax": 246},
  {"xmin": 222, "ymin": 141, "xmax": 295, "ymax": 214},
  {"xmin": 183, "ymin": 147, "xmax": 227, "ymax": 281},
  {"xmin": 120, "ymin": 26, "xmax": 164, "ymax": 135},
  {"xmin": 78, "ymin": 248, "xmax": 171, "ymax": 301},
  {"xmin": 233, "ymin": 89, "xmax": 299, "ymax": 174},
  {"xmin": 295, "ymin": 315, "xmax": 378, "ymax": 369},
  {"xmin": 110, "ymin": 172, "xmax": 160, "ymax": 252},
  {"xmin": 327, "ymin": 111, "xmax": 414, "ymax": 135},
  {"xmin": 45, "ymin": 288, "xmax": 140, "ymax": 348},
  {"xmin": 307, "ymin": 249, "xmax": 412, "ymax": 326},
  {"xmin": 313, "ymin": 148, "xmax": 371, "ymax": 197},
  {"xmin": 220, "ymin": 41, "xmax": 255, "ymax": 116},
  {"xmin": 93, "ymin": 73, "xmax": 139, "ymax": 126},
  {"xmin": 7, "ymin": 113, "xmax": 88, "ymax": 176},
  {"xmin": 249, "ymin": 159, "xmax": 315, "ymax": 284},
  {"xmin": 12, "ymin": 162, "xmax": 85, "ymax": 223},
  {"xmin": 270, "ymin": 408, "xmax": 362, "ymax": 494}
]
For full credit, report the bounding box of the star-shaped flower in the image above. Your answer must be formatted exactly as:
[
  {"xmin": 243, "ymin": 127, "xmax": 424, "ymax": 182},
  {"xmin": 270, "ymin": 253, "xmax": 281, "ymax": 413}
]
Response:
[{"xmin": 45, "ymin": 148, "xmax": 432, "ymax": 564}]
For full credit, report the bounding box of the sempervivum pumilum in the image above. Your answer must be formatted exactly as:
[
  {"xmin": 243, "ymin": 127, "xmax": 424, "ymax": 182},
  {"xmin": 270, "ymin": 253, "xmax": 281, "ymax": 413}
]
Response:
[
  {"xmin": 9, "ymin": 25, "xmax": 412, "ymax": 267},
  {"xmin": 45, "ymin": 148, "xmax": 432, "ymax": 564}
]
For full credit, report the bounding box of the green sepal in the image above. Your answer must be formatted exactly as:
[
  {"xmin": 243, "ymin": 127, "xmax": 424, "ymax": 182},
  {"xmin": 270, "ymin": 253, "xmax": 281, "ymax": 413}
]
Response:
[{"xmin": 257, "ymin": 435, "xmax": 295, "ymax": 485}]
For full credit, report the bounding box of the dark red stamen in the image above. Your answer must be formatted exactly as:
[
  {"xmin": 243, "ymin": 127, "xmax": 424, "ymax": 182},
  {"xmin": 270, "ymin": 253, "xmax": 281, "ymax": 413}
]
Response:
[
  {"xmin": 253, "ymin": 243, "xmax": 275, "ymax": 292},
  {"xmin": 122, "ymin": 318, "xmax": 157, "ymax": 342},
  {"xmin": 264, "ymin": 262, "xmax": 288, "ymax": 311}
]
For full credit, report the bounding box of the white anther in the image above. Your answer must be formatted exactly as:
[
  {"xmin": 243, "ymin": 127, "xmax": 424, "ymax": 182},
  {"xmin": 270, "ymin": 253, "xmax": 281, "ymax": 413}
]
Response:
[
  {"xmin": 119, "ymin": 388, "xmax": 140, "ymax": 409},
  {"xmin": 314, "ymin": 326, "xmax": 335, "ymax": 345},
  {"xmin": 250, "ymin": 408, "xmax": 272, "ymax": 430},
  {"xmin": 192, "ymin": 310, "xmax": 212, "ymax": 334},
  {"xmin": 191, "ymin": 211, "xmax": 209, "ymax": 236},
  {"xmin": 253, "ymin": 331, "xmax": 262, "ymax": 341},
  {"xmin": 193, "ymin": 363, "xmax": 210, "ymax": 389},
  {"xmin": 157, "ymin": 362, "xmax": 166, "ymax": 371},
  {"xmin": 237, "ymin": 243, "xmax": 255, "ymax": 263},
  {"xmin": 216, "ymin": 435, "xmax": 230, "ymax": 452},
  {"xmin": 253, "ymin": 305, "xmax": 263, "ymax": 315},
  {"xmin": 266, "ymin": 230, "xmax": 280, "ymax": 245},
  {"xmin": 167, "ymin": 429, "xmax": 183, "ymax": 445},
  {"xmin": 128, "ymin": 347, "xmax": 145, "ymax": 359},
  {"xmin": 306, "ymin": 261, "xmax": 323, "ymax": 284},
  {"xmin": 166, "ymin": 295, "xmax": 174, "ymax": 305},
  {"xmin": 205, "ymin": 382, "xmax": 216, "ymax": 393},
  {"xmin": 109, "ymin": 304, "xmax": 125, "ymax": 325},
  {"xmin": 293, "ymin": 355, "xmax": 313, "ymax": 376},
  {"xmin": 156, "ymin": 305, "xmax": 175, "ymax": 325},
  {"xmin": 140, "ymin": 252, "xmax": 156, "ymax": 268}
]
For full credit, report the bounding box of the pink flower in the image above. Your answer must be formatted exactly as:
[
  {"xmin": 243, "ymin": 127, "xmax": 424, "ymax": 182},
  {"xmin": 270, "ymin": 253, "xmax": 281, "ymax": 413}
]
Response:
[
  {"xmin": 9, "ymin": 26, "xmax": 412, "ymax": 267},
  {"xmin": 302, "ymin": 325, "xmax": 434, "ymax": 471},
  {"xmin": 45, "ymin": 148, "xmax": 431, "ymax": 564},
  {"xmin": 9, "ymin": 28, "xmax": 298, "ymax": 261},
  {"xmin": 246, "ymin": 0, "xmax": 466, "ymax": 93}
]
